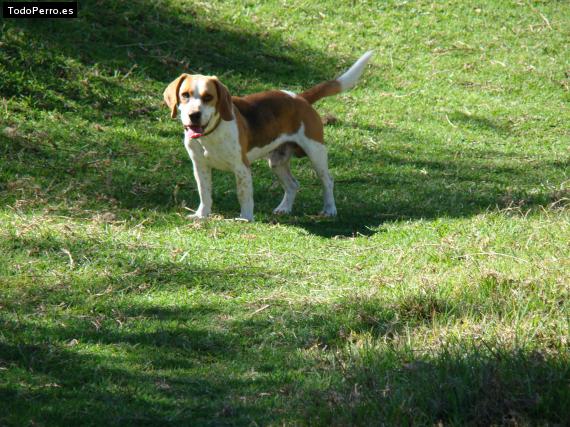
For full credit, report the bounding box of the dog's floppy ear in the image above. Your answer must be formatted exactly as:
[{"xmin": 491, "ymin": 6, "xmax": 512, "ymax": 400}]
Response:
[
  {"xmin": 163, "ymin": 74, "xmax": 188, "ymax": 119},
  {"xmin": 212, "ymin": 77, "xmax": 234, "ymax": 121}
]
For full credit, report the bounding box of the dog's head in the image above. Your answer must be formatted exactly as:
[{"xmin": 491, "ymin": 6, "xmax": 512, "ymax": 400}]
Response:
[{"xmin": 163, "ymin": 74, "xmax": 233, "ymax": 138}]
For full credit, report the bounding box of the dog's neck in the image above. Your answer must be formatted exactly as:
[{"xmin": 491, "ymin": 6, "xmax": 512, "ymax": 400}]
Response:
[{"xmin": 200, "ymin": 113, "xmax": 223, "ymax": 137}]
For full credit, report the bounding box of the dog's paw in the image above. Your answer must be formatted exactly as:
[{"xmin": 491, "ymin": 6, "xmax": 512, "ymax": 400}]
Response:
[
  {"xmin": 273, "ymin": 206, "xmax": 292, "ymax": 215},
  {"xmin": 187, "ymin": 213, "xmax": 209, "ymax": 220},
  {"xmin": 187, "ymin": 204, "xmax": 211, "ymax": 220},
  {"xmin": 319, "ymin": 207, "xmax": 337, "ymax": 217}
]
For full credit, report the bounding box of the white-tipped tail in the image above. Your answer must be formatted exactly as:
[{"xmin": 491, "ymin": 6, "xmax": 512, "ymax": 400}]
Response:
[
  {"xmin": 299, "ymin": 50, "xmax": 373, "ymax": 104},
  {"xmin": 337, "ymin": 50, "xmax": 374, "ymax": 91}
]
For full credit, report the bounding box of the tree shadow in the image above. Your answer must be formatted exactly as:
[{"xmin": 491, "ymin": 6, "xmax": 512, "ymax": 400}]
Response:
[
  {"xmin": 2, "ymin": 227, "xmax": 568, "ymax": 424},
  {"xmin": 0, "ymin": 339, "xmax": 273, "ymax": 426},
  {"xmin": 2, "ymin": 288, "xmax": 568, "ymax": 425},
  {"xmin": 1, "ymin": 0, "xmax": 338, "ymax": 118},
  {"xmin": 299, "ymin": 344, "xmax": 570, "ymax": 425}
]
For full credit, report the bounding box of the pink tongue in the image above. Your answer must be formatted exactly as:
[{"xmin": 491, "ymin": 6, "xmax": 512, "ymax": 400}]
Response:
[{"xmin": 186, "ymin": 126, "xmax": 204, "ymax": 139}]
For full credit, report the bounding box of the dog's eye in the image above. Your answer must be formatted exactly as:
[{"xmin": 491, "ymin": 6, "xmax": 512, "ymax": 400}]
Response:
[
  {"xmin": 202, "ymin": 94, "xmax": 213, "ymax": 102},
  {"xmin": 181, "ymin": 92, "xmax": 190, "ymax": 99}
]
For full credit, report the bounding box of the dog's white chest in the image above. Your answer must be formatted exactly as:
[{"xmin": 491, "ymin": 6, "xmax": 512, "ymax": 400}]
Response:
[
  {"xmin": 190, "ymin": 120, "xmax": 241, "ymax": 171},
  {"xmin": 202, "ymin": 143, "xmax": 237, "ymax": 171}
]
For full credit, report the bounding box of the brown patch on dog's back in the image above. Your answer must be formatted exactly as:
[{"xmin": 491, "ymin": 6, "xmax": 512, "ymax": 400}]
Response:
[{"xmin": 232, "ymin": 91, "xmax": 324, "ymax": 158}]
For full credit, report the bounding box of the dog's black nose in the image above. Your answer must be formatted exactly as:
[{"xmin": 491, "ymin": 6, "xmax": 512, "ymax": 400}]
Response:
[{"xmin": 189, "ymin": 112, "xmax": 202, "ymax": 124}]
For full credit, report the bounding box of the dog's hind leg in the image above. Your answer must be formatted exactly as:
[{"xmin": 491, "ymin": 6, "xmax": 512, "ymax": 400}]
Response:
[
  {"xmin": 234, "ymin": 164, "xmax": 255, "ymax": 222},
  {"xmin": 298, "ymin": 138, "xmax": 336, "ymax": 217},
  {"xmin": 268, "ymin": 143, "xmax": 299, "ymax": 215}
]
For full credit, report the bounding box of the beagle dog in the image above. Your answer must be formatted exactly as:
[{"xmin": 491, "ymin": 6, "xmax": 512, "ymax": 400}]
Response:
[{"xmin": 164, "ymin": 51, "xmax": 373, "ymax": 221}]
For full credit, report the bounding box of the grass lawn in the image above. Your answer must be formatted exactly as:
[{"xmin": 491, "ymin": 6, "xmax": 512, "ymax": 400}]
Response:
[{"xmin": 1, "ymin": 0, "xmax": 569, "ymax": 425}]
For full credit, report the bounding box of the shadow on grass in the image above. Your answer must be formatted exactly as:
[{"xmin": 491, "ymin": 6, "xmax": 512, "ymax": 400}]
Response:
[
  {"xmin": 1, "ymin": 293, "xmax": 568, "ymax": 425},
  {"xmin": 300, "ymin": 344, "xmax": 570, "ymax": 426},
  {"xmin": 0, "ymin": 340, "xmax": 269, "ymax": 426},
  {"xmin": 448, "ymin": 111, "xmax": 512, "ymax": 135},
  {"xmin": 1, "ymin": 0, "xmax": 338, "ymax": 116},
  {"xmin": 1, "ymin": 230, "xmax": 568, "ymax": 424}
]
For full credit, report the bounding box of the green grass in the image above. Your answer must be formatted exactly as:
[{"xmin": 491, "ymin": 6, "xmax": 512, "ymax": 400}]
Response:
[{"xmin": 1, "ymin": 0, "xmax": 569, "ymax": 425}]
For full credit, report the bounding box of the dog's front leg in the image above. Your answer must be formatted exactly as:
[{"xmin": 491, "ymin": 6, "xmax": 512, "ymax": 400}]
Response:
[
  {"xmin": 191, "ymin": 161, "xmax": 212, "ymax": 219},
  {"xmin": 186, "ymin": 140, "xmax": 212, "ymax": 219},
  {"xmin": 234, "ymin": 165, "xmax": 254, "ymax": 222}
]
